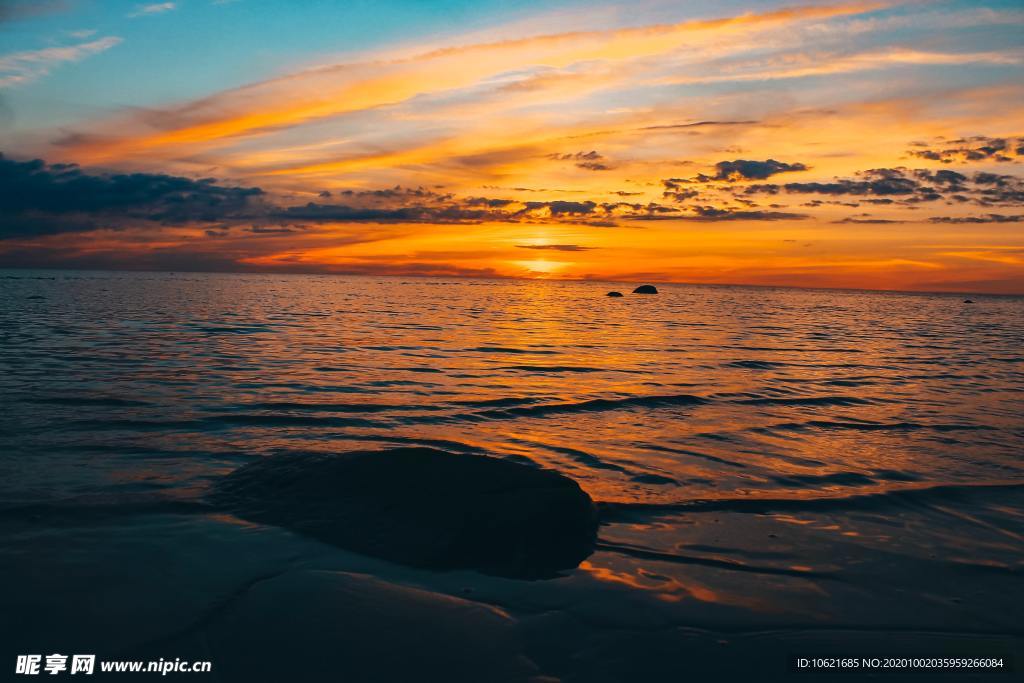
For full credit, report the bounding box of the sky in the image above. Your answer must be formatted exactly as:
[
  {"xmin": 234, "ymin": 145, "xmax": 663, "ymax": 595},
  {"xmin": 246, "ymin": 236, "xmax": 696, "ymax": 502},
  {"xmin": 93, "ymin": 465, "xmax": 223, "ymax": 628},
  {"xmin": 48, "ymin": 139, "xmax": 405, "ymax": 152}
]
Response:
[{"xmin": 1, "ymin": 0, "xmax": 1023, "ymax": 293}]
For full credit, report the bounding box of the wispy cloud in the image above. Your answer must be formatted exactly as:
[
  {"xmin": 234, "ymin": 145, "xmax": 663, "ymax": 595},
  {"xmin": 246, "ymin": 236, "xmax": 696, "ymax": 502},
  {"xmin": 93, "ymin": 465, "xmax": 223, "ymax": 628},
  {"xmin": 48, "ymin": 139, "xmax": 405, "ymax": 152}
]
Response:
[
  {"xmin": 129, "ymin": 2, "xmax": 177, "ymax": 18},
  {"xmin": 517, "ymin": 244, "xmax": 596, "ymax": 251},
  {"xmin": 0, "ymin": 37, "xmax": 122, "ymax": 88},
  {"xmin": 654, "ymin": 48, "xmax": 1024, "ymax": 88},
  {"xmin": 61, "ymin": 1, "xmax": 884, "ymax": 163}
]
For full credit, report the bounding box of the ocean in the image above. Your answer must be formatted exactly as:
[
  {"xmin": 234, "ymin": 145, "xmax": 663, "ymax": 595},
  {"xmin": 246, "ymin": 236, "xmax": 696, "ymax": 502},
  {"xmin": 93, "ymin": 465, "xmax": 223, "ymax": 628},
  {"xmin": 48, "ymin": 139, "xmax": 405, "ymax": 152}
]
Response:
[{"xmin": 2, "ymin": 270, "xmax": 1022, "ymax": 680}]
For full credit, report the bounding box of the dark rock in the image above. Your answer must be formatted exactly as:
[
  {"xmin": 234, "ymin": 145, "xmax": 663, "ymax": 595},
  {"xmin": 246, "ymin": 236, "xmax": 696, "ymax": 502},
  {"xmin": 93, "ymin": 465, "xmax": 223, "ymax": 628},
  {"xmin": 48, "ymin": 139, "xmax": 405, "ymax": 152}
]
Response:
[
  {"xmin": 632, "ymin": 284, "xmax": 658, "ymax": 294},
  {"xmin": 963, "ymin": 299, "xmax": 974, "ymax": 304},
  {"xmin": 212, "ymin": 447, "xmax": 597, "ymax": 579},
  {"xmin": 606, "ymin": 291, "xmax": 624, "ymax": 297}
]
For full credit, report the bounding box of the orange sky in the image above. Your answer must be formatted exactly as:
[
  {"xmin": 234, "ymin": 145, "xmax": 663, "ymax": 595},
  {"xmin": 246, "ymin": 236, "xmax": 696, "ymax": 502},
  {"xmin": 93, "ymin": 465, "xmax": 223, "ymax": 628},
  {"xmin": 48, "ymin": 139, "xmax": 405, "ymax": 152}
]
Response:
[{"xmin": 2, "ymin": 0, "xmax": 1023, "ymax": 293}]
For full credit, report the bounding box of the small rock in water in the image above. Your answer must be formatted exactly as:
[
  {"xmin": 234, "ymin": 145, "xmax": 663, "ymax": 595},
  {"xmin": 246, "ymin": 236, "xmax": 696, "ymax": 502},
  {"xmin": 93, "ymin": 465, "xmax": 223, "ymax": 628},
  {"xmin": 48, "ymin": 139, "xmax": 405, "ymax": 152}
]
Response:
[
  {"xmin": 606, "ymin": 291, "xmax": 624, "ymax": 297},
  {"xmin": 212, "ymin": 447, "xmax": 598, "ymax": 579},
  {"xmin": 963, "ymin": 299, "xmax": 974, "ymax": 304},
  {"xmin": 633, "ymin": 284, "xmax": 658, "ymax": 294}
]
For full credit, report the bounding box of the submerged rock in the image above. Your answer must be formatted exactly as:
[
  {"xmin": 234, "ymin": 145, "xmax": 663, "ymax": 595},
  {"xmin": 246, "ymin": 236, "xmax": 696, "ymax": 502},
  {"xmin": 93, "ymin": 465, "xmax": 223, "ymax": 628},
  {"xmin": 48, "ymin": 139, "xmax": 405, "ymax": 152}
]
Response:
[
  {"xmin": 606, "ymin": 291, "xmax": 624, "ymax": 297},
  {"xmin": 964, "ymin": 299, "xmax": 975, "ymax": 304},
  {"xmin": 632, "ymin": 284, "xmax": 658, "ymax": 294},
  {"xmin": 212, "ymin": 447, "xmax": 597, "ymax": 579}
]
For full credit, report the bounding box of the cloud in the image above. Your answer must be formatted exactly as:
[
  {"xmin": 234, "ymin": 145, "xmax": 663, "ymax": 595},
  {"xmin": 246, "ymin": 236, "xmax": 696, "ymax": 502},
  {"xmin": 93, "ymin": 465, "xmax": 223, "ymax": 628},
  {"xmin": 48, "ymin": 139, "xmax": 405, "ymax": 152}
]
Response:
[
  {"xmin": 516, "ymin": 244, "xmax": 595, "ymax": 252},
  {"xmin": 518, "ymin": 200, "xmax": 596, "ymax": 216},
  {"xmin": 767, "ymin": 178, "xmax": 914, "ymax": 195},
  {"xmin": 913, "ymin": 169, "xmax": 968, "ymax": 186},
  {"xmin": 681, "ymin": 206, "xmax": 809, "ymax": 221},
  {"xmin": 0, "ymin": 154, "xmax": 623, "ymax": 235},
  {"xmin": 0, "ymin": 37, "xmax": 122, "ymax": 88},
  {"xmin": 630, "ymin": 203, "xmax": 809, "ymax": 221},
  {"xmin": 0, "ymin": 149, "xmax": 833, "ymax": 247},
  {"xmin": 129, "ymin": 3, "xmax": 177, "ymax": 17},
  {"xmin": 745, "ymin": 165, "xmax": 1024, "ymax": 206},
  {"xmin": 655, "ymin": 48, "xmax": 1024, "ymax": 90},
  {"xmin": 54, "ymin": 1, "xmax": 882, "ymax": 163},
  {"xmin": 0, "ymin": 154, "xmax": 263, "ymax": 237},
  {"xmin": 835, "ymin": 217, "xmax": 907, "ymax": 224},
  {"xmin": 929, "ymin": 214, "xmax": 1024, "ymax": 224},
  {"xmin": 640, "ymin": 120, "xmax": 758, "ymax": 131},
  {"xmin": 0, "ymin": 244, "xmax": 254, "ymax": 273},
  {"xmin": 247, "ymin": 225, "xmax": 303, "ymax": 235},
  {"xmin": 661, "ymin": 183, "xmax": 701, "ymax": 203},
  {"xmin": 465, "ymin": 197, "xmax": 516, "ymax": 207},
  {"xmin": 276, "ymin": 197, "xmax": 647, "ymax": 225},
  {"xmin": 712, "ymin": 159, "xmax": 809, "ymax": 181},
  {"xmin": 548, "ymin": 150, "xmax": 612, "ymax": 171},
  {"xmin": 271, "ymin": 202, "xmax": 501, "ymax": 224},
  {"xmin": 907, "ymin": 136, "xmax": 1022, "ymax": 164},
  {"xmin": 660, "ymin": 160, "xmax": 809, "ymax": 193}
]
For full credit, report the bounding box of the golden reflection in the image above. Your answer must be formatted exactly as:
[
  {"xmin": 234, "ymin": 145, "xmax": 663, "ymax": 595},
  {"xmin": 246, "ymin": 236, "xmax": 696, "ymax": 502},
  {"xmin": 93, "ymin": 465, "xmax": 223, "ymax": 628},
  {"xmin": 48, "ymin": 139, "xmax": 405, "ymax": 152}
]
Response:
[{"xmin": 580, "ymin": 558, "xmax": 781, "ymax": 612}]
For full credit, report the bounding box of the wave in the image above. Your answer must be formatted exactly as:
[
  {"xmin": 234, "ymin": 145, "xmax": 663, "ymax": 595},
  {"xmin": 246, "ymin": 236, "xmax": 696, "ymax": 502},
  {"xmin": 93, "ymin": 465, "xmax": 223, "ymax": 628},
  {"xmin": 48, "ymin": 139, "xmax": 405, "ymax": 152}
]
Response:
[
  {"xmin": 53, "ymin": 394, "xmax": 707, "ymax": 432},
  {"xmin": 191, "ymin": 325, "xmax": 274, "ymax": 335},
  {"xmin": 337, "ymin": 434, "xmax": 484, "ymax": 454},
  {"xmin": 755, "ymin": 420, "xmax": 992, "ymax": 433},
  {"xmin": 719, "ymin": 345, "xmax": 864, "ymax": 353},
  {"xmin": 497, "ymin": 365, "xmax": 626, "ymax": 373},
  {"xmin": 734, "ymin": 395, "xmax": 879, "ymax": 407},
  {"xmin": 62, "ymin": 414, "xmax": 382, "ymax": 431},
  {"xmin": 771, "ymin": 471, "xmax": 888, "ymax": 487},
  {"xmin": 642, "ymin": 443, "xmax": 748, "ymax": 468},
  {"xmin": 598, "ymin": 481, "xmax": 1024, "ymax": 519},
  {"xmin": 537, "ymin": 443, "xmax": 635, "ymax": 475},
  {"xmin": 27, "ymin": 396, "xmax": 152, "ymax": 407},
  {"xmin": 60, "ymin": 418, "xmax": 208, "ymax": 432},
  {"xmin": 233, "ymin": 401, "xmax": 446, "ymax": 414},
  {"xmin": 454, "ymin": 396, "xmax": 547, "ymax": 408},
  {"xmin": 472, "ymin": 393, "xmax": 708, "ymax": 420},
  {"xmin": 594, "ymin": 541, "xmax": 837, "ymax": 579},
  {"xmin": 468, "ymin": 346, "xmax": 560, "ymax": 355},
  {"xmin": 725, "ymin": 360, "xmax": 788, "ymax": 369},
  {"xmin": 212, "ymin": 414, "xmax": 381, "ymax": 428}
]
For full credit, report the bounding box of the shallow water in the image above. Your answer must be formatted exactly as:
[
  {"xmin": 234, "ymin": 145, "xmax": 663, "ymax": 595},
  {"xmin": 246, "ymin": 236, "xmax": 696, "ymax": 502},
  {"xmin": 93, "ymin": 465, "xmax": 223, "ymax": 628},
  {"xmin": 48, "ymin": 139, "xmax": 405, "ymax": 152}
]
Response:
[{"xmin": 2, "ymin": 270, "xmax": 1022, "ymax": 680}]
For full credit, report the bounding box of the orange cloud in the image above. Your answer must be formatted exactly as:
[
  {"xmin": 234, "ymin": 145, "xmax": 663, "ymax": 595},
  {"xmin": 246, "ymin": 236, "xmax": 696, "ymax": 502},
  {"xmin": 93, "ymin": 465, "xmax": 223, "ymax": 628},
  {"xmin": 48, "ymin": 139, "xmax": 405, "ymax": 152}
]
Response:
[{"xmin": 59, "ymin": 1, "xmax": 887, "ymax": 164}]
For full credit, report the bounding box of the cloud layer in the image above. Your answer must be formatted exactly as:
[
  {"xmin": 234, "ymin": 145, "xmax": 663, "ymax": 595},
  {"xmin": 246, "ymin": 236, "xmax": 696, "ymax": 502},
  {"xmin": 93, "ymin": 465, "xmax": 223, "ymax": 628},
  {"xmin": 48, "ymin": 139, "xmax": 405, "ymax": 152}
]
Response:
[{"xmin": 0, "ymin": 36, "xmax": 121, "ymax": 88}]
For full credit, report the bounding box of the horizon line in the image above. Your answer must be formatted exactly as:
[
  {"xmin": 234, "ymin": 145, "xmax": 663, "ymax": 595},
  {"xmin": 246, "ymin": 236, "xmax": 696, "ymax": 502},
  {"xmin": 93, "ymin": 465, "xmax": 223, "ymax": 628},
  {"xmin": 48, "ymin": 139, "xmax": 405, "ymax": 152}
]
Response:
[{"xmin": 2, "ymin": 264, "xmax": 1020, "ymax": 298}]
